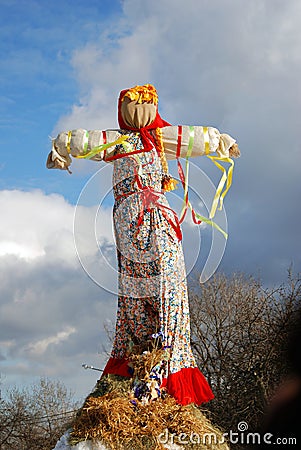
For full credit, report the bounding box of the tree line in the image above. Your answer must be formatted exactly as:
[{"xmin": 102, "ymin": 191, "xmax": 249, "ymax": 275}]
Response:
[
  {"xmin": 0, "ymin": 378, "xmax": 79, "ymax": 450},
  {"xmin": 189, "ymin": 270, "xmax": 301, "ymax": 441}
]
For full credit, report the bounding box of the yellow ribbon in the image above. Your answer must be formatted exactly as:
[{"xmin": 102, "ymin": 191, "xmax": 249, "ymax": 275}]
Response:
[
  {"xmin": 73, "ymin": 135, "xmax": 130, "ymax": 159},
  {"xmin": 178, "ymin": 126, "xmax": 233, "ymax": 239},
  {"xmin": 203, "ymin": 126, "xmax": 210, "ymax": 155},
  {"xmin": 191, "ymin": 205, "xmax": 228, "ymax": 239},
  {"xmin": 66, "ymin": 131, "xmax": 72, "ymax": 154},
  {"xmin": 207, "ymin": 155, "xmax": 234, "ymax": 219}
]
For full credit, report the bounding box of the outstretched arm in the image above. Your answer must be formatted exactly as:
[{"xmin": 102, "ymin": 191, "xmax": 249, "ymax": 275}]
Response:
[
  {"xmin": 162, "ymin": 125, "xmax": 240, "ymax": 160},
  {"xmin": 46, "ymin": 128, "xmax": 122, "ymax": 172}
]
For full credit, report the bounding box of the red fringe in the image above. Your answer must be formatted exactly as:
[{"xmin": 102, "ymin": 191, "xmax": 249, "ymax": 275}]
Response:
[{"xmin": 102, "ymin": 358, "xmax": 214, "ymax": 406}]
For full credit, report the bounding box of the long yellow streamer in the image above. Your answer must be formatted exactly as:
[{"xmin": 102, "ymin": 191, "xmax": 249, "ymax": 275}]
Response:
[
  {"xmin": 207, "ymin": 155, "xmax": 234, "ymax": 219},
  {"xmin": 178, "ymin": 126, "xmax": 233, "ymax": 238},
  {"xmin": 192, "ymin": 205, "xmax": 228, "ymax": 239}
]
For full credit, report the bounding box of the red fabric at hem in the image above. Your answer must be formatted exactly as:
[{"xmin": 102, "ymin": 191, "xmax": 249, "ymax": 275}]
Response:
[
  {"xmin": 102, "ymin": 358, "xmax": 214, "ymax": 406},
  {"xmin": 161, "ymin": 366, "xmax": 214, "ymax": 406},
  {"xmin": 102, "ymin": 357, "xmax": 132, "ymax": 377}
]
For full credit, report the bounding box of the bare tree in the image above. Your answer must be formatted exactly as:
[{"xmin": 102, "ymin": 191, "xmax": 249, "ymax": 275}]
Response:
[
  {"xmin": 0, "ymin": 377, "xmax": 79, "ymax": 450},
  {"xmin": 189, "ymin": 271, "xmax": 301, "ymax": 433}
]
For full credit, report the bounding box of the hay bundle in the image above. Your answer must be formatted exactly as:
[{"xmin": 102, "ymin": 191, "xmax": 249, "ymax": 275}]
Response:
[
  {"xmin": 70, "ymin": 390, "xmax": 228, "ymax": 450},
  {"xmin": 129, "ymin": 346, "xmax": 168, "ymax": 381}
]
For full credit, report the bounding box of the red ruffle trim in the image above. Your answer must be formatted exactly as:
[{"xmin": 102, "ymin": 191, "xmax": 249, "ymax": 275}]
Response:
[
  {"xmin": 102, "ymin": 358, "xmax": 214, "ymax": 406},
  {"xmin": 161, "ymin": 367, "xmax": 214, "ymax": 406}
]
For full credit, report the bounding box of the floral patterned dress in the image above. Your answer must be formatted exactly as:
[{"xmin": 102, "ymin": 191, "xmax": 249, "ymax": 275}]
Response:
[{"xmin": 102, "ymin": 131, "xmax": 214, "ymax": 405}]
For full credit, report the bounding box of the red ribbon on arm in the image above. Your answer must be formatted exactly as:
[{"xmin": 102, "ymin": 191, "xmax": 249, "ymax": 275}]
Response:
[
  {"xmin": 177, "ymin": 159, "xmax": 188, "ymax": 224},
  {"xmin": 176, "ymin": 125, "xmax": 182, "ymax": 158}
]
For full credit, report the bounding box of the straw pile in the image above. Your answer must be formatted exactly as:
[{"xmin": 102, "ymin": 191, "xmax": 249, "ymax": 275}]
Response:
[
  {"xmin": 71, "ymin": 392, "xmax": 229, "ymax": 449},
  {"xmin": 69, "ymin": 346, "xmax": 229, "ymax": 450}
]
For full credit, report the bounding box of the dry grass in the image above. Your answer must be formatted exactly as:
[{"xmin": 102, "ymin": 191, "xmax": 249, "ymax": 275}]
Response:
[
  {"xmin": 69, "ymin": 346, "xmax": 229, "ymax": 450},
  {"xmin": 70, "ymin": 390, "xmax": 228, "ymax": 450}
]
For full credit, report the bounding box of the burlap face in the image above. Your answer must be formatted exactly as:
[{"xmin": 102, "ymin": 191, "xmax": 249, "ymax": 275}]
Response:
[{"xmin": 120, "ymin": 97, "xmax": 157, "ymax": 128}]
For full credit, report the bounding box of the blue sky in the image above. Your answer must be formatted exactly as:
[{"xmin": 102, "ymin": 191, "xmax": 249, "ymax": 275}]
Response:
[
  {"xmin": 0, "ymin": 0, "xmax": 122, "ymax": 199},
  {"xmin": 0, "ymin": 0, "xmax": 300, "ymax": 398}
]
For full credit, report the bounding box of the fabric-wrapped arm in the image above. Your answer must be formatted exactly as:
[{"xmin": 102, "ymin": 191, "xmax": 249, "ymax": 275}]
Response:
[
  {"xmin": 46, "ymin": 129, "xmax": 121, "ymax": 172},
  {"xmin": 162, "ymin": 125, "xmax": 236, "ymax": 160}
]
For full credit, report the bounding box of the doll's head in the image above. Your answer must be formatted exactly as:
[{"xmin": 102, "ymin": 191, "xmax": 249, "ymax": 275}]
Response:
[
  {"xmin": 120, "ymin": 96, "xmax": 157, "ymax": 128},
  {"xmin": 118, "ymin": 84, "xmax": 169, "ymax": 130},
  {"xmin": 117, "ymin": 84, "xmax": 175, "ymax": 191}
]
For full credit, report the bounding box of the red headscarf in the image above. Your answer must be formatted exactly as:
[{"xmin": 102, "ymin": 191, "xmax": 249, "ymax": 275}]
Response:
[{"xmin": 117, "ymin": 85, "xmax": 171, "ymax": 153}]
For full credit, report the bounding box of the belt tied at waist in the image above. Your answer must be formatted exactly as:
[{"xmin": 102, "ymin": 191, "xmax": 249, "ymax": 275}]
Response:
[{"xmin": 115, "ymin": 186, "xmax": 182, "ymax": 242}]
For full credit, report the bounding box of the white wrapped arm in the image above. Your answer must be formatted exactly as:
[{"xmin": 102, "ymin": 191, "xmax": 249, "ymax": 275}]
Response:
[
  {"xmin": 46, "ymin": 129, "xmax": 121, "ymax": 171},
  {"xmin": 162, "ymin": 126, "xmax": 236, "ymax": 160}
]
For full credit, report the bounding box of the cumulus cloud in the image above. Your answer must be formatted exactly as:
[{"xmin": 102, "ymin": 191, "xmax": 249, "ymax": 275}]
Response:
[
  {"xmin": 56, "ymin": 0, "xmax": 300, "ymax": 126},
  {"xmin": 27, "ymin": 326, "xmax": 76, "ymax": 356},
  {"xmin": 0, "ymin": 189, "xmax": 75, "ymax": 260},
  {"xmin": 0, "ymin": 189, "xmax": 117, "ymax": 398}
]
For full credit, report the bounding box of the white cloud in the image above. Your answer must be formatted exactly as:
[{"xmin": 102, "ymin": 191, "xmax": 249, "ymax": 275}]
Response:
[
  {"xmin": 55, "ymin": 0, "xmax": 301, "ymax": 132},
  {"xmin": 0, "ymin": 241, "xmax": 42, "ymax": 259},
  {"xmin": 27, "ymin": 326, "xmax": 76, "ymax": 356},
  {"xmin": 0, "ymin": 189, "xmax": 117, "ymax": 398},
  {"xmin": 0, "ymin": 189, "xmax": 75, "ymax": 262},
  {"xmin": 0, "ymin": 189, "xmax": 115, "ymax": 266}
]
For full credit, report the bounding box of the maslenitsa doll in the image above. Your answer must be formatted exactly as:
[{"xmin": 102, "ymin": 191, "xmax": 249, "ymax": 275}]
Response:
[{"xmin": 47, "ymin": 84, "xmax": 240, "ymax": 449}]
